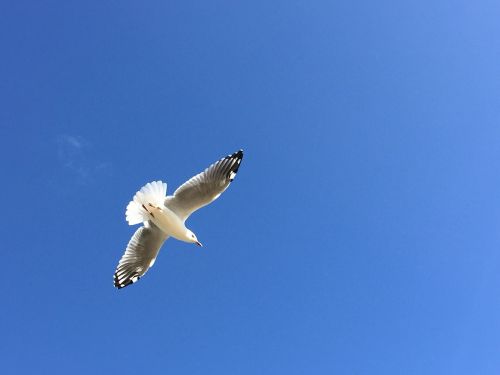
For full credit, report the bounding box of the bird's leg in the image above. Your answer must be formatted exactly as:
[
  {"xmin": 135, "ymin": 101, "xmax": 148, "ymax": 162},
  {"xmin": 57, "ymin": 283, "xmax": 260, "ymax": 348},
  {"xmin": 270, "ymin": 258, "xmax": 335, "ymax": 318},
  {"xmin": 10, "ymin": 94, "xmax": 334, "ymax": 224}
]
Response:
[{"xmin": 142, "ymin": 204, "xmax": 155, "ymax": 218}]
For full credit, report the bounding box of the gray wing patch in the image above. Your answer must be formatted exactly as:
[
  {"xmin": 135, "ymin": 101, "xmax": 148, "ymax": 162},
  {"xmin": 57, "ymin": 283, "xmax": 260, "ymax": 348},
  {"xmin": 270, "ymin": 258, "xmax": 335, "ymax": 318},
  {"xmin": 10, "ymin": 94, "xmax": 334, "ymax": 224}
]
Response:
[
  {"xmin": 164, "ymin": 149, "xmax": 243, "ymax": 221},
  {"xmin": 114, "ymin": 222, "xmax": 168, "ymax": 289}
]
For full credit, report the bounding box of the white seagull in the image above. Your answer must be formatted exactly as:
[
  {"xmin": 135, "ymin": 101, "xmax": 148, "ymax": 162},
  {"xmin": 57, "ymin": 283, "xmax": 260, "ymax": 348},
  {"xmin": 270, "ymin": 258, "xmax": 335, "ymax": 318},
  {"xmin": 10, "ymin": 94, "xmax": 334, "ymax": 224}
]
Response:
[{"xmin": 114, "ymin": 149, "xmax": 244, "ymax": 289}]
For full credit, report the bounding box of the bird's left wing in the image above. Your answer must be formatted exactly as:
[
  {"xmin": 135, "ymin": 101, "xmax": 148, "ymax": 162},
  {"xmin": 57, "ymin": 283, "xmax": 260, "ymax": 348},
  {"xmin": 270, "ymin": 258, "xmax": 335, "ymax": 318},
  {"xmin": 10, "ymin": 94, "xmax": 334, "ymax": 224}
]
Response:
[
  {"xmin": 164, "ymin": 150, "xmax": 243, "ymax": 221},
  {"xmin": 114, "ymin": 222, "xmax": 168, "ymax": 289}
]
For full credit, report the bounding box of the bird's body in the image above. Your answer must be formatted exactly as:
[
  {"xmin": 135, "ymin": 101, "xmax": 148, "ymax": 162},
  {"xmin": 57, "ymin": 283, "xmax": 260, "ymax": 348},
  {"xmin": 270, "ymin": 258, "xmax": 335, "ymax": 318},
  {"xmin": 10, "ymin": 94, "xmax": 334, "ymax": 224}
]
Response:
[
  {"xmin": 143, "ymin": 203, "xmax": 188, "ymax": 241},
  {"xmin": 113, "ymin": 149, "xmax": 243, "ymax": 289}
]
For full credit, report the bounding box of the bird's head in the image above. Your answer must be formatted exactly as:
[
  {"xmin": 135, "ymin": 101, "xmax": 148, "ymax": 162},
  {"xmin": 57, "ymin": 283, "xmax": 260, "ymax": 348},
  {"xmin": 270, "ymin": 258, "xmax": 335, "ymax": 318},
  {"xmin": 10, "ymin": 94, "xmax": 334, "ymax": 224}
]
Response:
[{"xmin": 186, "ymin": 230, "xmax": 203, "ymax": 247}]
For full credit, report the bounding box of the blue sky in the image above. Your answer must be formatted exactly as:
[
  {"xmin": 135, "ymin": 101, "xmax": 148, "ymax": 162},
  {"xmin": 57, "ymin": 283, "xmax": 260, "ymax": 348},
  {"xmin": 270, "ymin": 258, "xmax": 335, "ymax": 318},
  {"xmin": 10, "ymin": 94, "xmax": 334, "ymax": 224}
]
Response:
[{"xmin": 1, "ymin": 0, "xmax": 500, "ymax": 373}]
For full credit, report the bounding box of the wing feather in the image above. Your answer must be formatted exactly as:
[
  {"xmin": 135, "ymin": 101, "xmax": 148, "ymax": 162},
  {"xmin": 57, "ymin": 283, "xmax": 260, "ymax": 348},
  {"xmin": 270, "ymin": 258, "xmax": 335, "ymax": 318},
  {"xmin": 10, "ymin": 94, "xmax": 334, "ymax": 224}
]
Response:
[
  {"xmin": 164, "ymin": 150, "xmax": 243, "ymax": 221},
  {"xmin": 113, "ymin": 222, "xmax": 168, "ymax": 289}
]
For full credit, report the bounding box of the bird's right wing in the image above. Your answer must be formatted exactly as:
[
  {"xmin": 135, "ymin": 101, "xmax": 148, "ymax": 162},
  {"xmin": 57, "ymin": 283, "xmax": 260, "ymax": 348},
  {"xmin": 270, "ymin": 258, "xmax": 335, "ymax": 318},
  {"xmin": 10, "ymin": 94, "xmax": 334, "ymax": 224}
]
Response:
[
  {"xmin": 164, "ymin": 150, "xmax": 243, "ymax": 221},
  {"xmin": 114, "ymin": 222, "xmax": 168, "ymax": 289}
]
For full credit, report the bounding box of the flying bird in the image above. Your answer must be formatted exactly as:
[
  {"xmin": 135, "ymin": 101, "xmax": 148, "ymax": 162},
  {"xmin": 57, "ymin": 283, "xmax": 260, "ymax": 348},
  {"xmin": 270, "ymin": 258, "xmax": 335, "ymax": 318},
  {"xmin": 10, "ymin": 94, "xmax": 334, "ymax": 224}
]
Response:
[{"xmin": 113, "ymin": 150, "xmax": 244, "ymax": 289}]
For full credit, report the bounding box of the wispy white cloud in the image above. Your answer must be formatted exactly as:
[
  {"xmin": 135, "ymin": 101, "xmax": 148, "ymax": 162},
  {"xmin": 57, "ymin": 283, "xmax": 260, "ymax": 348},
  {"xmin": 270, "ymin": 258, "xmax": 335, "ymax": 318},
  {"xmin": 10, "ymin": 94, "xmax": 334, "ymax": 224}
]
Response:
[{"xmin": 56, "ymin": 135, "xmax": 111, "ymax": 184}]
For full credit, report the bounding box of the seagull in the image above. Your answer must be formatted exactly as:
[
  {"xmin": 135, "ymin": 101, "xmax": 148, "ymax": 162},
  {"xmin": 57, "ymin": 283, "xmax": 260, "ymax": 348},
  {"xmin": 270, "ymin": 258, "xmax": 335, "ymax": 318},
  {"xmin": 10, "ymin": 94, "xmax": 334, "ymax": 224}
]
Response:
[{"xmin": 113, "ymin": 149, "xmax": 244, "ymax": 289}]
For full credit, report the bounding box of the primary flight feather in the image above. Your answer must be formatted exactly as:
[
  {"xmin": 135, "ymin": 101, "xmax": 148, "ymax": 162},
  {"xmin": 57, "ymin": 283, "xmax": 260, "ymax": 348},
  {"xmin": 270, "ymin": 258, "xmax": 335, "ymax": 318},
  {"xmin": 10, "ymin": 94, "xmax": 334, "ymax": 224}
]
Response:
[{"xmin": 114, "ymin": 149, "xmax": 244, "ymax": 289}]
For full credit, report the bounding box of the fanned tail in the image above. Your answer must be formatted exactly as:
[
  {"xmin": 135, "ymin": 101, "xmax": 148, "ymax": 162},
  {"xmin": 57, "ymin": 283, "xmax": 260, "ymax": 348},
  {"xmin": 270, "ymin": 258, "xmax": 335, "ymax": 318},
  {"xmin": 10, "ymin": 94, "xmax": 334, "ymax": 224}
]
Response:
[{"xmin": 125, "ymin": 181, "xmax": 167, "ymax": 225}]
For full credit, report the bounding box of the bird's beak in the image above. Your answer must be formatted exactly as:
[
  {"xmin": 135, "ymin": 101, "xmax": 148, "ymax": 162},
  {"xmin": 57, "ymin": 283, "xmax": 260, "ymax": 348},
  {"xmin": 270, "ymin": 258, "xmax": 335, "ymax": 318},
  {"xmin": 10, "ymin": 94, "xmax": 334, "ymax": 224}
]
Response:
[{"xmin": 196, "ymin": 241, "xmax": 203, "ymax": 247}]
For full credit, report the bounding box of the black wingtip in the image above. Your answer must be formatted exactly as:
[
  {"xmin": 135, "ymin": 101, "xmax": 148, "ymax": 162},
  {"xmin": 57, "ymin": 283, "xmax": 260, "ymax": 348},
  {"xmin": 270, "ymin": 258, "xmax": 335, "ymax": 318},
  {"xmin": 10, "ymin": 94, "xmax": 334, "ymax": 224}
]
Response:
[
  {"xmin": 114, "ymin": 273, "xmax": 122, "ymax": 289},
  {"xmin": 114, "ymin": 279, "xmax": 132, "ymax": 289},
  {"xmin": 222, "ymin": 150, "xmax": 243, "ymax": 182},
  {"xmin": 224, "ymin": 150, "xmax": 244, "ymax": 163},
  {"xmin": 113, "ymin": 271, "xmax": 140, "ymax": 289},
  {"xmin": 228, "ymin": 149, "xmax": 243, "ymax": 161},
  {"xmin": 113, "ymin": 273, "xmax": 124, "ymax": 289}
]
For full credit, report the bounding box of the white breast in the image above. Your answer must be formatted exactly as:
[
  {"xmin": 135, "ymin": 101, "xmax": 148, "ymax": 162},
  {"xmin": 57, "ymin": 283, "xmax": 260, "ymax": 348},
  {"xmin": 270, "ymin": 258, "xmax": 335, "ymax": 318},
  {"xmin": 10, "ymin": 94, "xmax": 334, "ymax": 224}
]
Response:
[{"xmin": 148, "ymin": 205, "xmax": 188, "ymax": 241}]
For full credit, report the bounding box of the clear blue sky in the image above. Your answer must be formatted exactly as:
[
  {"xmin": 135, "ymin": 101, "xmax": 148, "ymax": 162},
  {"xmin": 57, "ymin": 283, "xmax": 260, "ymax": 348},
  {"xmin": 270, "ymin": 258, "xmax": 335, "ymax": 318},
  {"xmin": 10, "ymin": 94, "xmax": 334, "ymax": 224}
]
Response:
[{"xmin": 1, "ymin": 1, "xmax": 499, "ymax": 373}]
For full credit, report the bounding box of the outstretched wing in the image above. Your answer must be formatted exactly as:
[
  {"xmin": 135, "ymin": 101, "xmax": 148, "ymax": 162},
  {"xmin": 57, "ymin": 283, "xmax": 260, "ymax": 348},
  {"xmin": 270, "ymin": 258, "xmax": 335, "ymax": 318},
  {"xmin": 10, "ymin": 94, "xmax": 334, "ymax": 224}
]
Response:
[
  {"xmin": 114, "ymin": 222, "xmax": 168, "ymax": 289},
  {"xmin": 164, "ymin": 150, "xmax": 243, "ymax": 221}
]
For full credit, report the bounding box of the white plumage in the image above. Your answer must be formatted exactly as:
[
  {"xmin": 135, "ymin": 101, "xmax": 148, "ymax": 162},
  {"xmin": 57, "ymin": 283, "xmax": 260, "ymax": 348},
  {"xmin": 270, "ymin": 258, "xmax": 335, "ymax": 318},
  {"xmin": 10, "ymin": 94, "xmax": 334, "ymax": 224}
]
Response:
[
  {"xmin": 125, "ymin": 181, "xmax": 167, "ymax": 225},
  {"xmin": 114, "ymin": 150, "xmax": 244, "ymax": 289}
]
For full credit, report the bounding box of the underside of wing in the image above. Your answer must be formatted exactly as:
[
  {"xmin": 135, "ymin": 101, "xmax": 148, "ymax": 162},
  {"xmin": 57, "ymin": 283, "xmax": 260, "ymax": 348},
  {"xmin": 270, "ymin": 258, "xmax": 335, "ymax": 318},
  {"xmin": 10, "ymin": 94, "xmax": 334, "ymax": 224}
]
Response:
[
  {"xmin": 164, "ymin": 149, "xmax": 243, "ymax": 221},
  {"xmin": 114, "ymin": 222, "xmax": 168, "ymax": 289}
]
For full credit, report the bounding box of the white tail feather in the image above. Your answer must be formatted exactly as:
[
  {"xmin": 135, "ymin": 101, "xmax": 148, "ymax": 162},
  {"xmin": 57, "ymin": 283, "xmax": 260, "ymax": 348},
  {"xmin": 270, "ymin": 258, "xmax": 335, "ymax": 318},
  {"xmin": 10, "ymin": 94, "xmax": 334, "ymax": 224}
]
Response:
[{"xmin": 125, "ymin": 181, "xmax": 167, "ymax": 225}]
